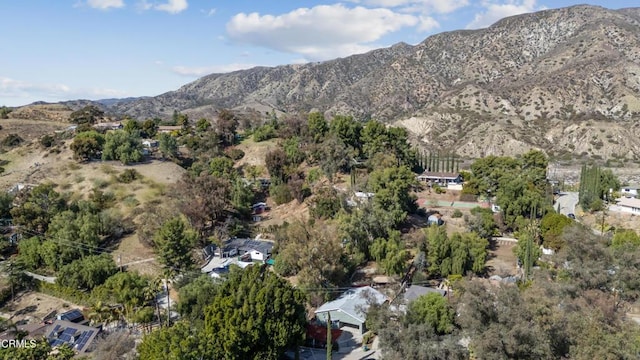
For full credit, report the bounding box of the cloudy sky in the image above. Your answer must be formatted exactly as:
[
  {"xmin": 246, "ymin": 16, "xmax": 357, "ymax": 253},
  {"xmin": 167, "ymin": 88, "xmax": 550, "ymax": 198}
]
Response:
[{"xmin": 0, "ymin": 0, "xmax": 626, "ymax": 106}]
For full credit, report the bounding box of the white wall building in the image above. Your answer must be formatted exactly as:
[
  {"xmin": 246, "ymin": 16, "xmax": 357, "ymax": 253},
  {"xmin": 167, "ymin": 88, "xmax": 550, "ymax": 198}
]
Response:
[{"xmin": 609, "ymin": 197, "xmax": 640, "ymax": 215}]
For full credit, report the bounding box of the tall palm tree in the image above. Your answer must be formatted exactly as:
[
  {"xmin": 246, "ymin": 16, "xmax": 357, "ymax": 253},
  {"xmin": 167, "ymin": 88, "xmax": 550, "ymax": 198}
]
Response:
[{"xmin": 144, "ymin": 277, "xmax": 164, "ymax": 329}]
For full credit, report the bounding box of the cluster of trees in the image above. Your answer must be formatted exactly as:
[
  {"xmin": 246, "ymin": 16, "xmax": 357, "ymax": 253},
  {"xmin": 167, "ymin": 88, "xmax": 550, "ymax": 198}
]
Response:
[
  {"xmin": 13, "ymin": 184, "xmax": 123, "ymax": 272},
  {"xmin": 417, "ymin": 152, "xmax": 460, "ymax": 173},
  {"xmin": 137, "ymin": 265, "xmax": 306, "ymax": 359},
  {"xmin": 578, "ymin": 164, "xmax": 620, "ymax": 211},
  {"xmin": 371, "ymin": 224, "xmax": 640, "ymax": 360},
  {"xmin": 463, "ymin": 150, "xmax": 551, "ymax": 228}
]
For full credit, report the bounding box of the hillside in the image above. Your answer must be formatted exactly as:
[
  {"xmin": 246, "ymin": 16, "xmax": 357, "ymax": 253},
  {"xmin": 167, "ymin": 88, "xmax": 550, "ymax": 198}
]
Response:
[{"xmin": 63, "ymin": 5, "xmax": 640, "ymax": 160}]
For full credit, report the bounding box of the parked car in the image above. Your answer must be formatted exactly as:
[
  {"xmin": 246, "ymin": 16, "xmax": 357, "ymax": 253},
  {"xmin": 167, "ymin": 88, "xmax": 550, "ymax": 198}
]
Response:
[{"xmin": 567, "ymin": 213, "xmax": 576, "ymax": 219}]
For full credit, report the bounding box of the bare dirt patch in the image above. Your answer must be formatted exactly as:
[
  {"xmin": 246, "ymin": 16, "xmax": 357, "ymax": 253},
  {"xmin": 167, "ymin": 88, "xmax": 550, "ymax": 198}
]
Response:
[
  {"xmin": 233, "ymin": 138, "xmax": 278, "ymax": 171},
  {"xmin": 581, "ymin": 210, "xmax": 640, "ymax": 233},
  {"xmin": 1, "ymin": 291, "xmax": 84, "ymax": 324},
  {"xmin": 258, "ymin": 199, "xmax": 310, "ymax": 228},
  {"xmin": 486, "ymin": 240, "xmax": 518, "ymax": 277}
]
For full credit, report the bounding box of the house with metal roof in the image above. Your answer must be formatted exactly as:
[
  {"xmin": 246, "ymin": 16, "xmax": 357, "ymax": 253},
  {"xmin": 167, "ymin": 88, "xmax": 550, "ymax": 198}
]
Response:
[{"xmin": 314, "ymin": 286, "xmax": 387, "ymax": 334}]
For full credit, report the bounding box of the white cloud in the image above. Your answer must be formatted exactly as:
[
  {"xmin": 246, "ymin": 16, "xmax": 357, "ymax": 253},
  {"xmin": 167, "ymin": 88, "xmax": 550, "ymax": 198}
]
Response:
[
  {"xmin": 201, "ymin": 8, "xmax": 216, "ymax": 17},
  {"xmin": 226, "ymin": 4, "xmax": 418, "ymax": 61},
  {"xmin": 0, "ymin": 77, "xmax": 128, "ymax": 105},
  {"xmin": 357, "ymin": 0, "xmax": 469, "ymax": 14},
  {"xmin": 171, "ymin": 64, "xmax": 258, "ymax": 77},
  {"xmin": 86, "ymin": 0, "xmax": 125, "ymax": 10},
  {"xmin": 466, "ymin": 0, "xmax": 543, "ymax": 29},
  {"xmin": 154, "ymin": 0, "xmax": 188, "ymax": 14},
  {"xmin": 417, "ymin": 16, "xmax": 439, "ymax": 32}
]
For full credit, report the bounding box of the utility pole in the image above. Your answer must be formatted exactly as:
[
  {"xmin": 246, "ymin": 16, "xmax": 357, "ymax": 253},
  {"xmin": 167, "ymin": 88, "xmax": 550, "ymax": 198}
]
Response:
[{"xmin": 326, "ymin": 312, "xmax": 332, "ymax": 360}]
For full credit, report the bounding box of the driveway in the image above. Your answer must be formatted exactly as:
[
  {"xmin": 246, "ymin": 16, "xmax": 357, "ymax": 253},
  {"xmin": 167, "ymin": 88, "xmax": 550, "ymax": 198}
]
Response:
[
  {"xmin": 295, "ymin": 327, "xmax": 381, "ymax": 360},
  {"xmin": 554, "ymin": 192, "xmax": 579, "ymax": 216}
]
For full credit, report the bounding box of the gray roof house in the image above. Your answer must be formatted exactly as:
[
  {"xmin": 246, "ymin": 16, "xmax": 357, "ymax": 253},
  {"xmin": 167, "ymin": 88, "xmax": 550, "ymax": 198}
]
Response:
[
  {"xmin": 404, "ymin": 285, "xmax": 446, "ymax": 303},
  {"xmin": 315, "ymin": 286, "xmax": 387, "ymax": 334}
]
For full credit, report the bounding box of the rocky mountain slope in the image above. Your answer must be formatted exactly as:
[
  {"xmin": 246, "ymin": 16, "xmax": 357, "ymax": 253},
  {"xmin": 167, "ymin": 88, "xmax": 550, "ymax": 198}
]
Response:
[{"xmin": 103, "ymin": 5, "xmax": 640, "ymax": 159}]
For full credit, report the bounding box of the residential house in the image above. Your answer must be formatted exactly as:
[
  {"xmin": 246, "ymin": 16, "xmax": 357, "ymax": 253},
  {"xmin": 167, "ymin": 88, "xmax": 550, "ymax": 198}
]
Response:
[
  {"xmin": 93, "ymin": 122, "xmax": 122, "ymax": 131},
  {"xmin": 251, "ymin": 202, "xmax": 269, "ymax": 222},
  {"xmin": 314, "ymin": 286, "xmax": 387, "ymax": 334},
  {"xmin": 417, "ymin": 171, "xmax": 463, "ymax": 185},
  {"xmin": 610, "ymin": 197, "xmax": 640, "ymax": 215},
  {"xmin": 201, "ymin": 237, "xmax": 274, "ymax": 275},
  {"xmin": 395, "ymin": 285, "xmax": 447, "ymax": 313},
  {"xmin": 621, "ymin": 185, "xmax": 640, "ymax": 198},
  {"xmin": 157, "ymin": 125, "xmax": 182, "ymax": 134},
  {"xmin": 46, "ymin": 319, "xmax": 100, "ymax": 356}
]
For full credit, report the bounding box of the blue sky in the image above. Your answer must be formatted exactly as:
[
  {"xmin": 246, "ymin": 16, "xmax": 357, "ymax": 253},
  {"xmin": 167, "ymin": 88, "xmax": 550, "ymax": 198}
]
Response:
[{"xmin": 0, "ymin": 0, "xmax": 629, "ymax": 106}]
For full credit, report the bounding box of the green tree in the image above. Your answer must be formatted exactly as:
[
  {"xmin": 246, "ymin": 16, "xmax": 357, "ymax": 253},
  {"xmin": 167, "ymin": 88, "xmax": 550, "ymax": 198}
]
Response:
[
  {"xmin": 56, "ymin": 254, "xmax": 117, "ymax": 290},
  {"xmin": 216, "ymin": 109, "xmax": 238, "ymax": 146},
  {"xmin": 540, "ymin": 212, "xmax": 573, "ymax": 250},
  {"xmin": 102, "ymin": 129, "xmax": 143, "ymax": 164},
  {"xmin": 10, "ymin": 183, "xmax": 66, "ymax": 233},
  {"xmin": 16, "ymin": 236, "xmax": 42, "ymax": 270},
  {"xmin": 307, "ymin": 111, "xmax": 328, "ymax": 142},
  {"xmin": 176, "ymin": 274, "xmax": 220, "ymax": 324},
  {"xmin": 123, "ymin": 118, "xmax": 141, "ymax": 133},
  {"xmin": 137, "ymin": 320, "xmax": 210, "ymax": 360},
  {"xmin": 158, "ymin": 132, "xmax": 179, "ymax": 160},
  {"xmin": 196, "ymin": 118, "xmax": 211, "ymax": 132},
  {"xmin": 141, "ymin": 118, "xmax": 159, "ymax": 138},
  {"xmin": 0, "ymin": 192, "xmax": 13, "ymax": 219},
  {"xmin": 407, "ymin": 293, "xmax": 455, "ymax": 335},
  {"xmin": 154, "ymin": 216, "xmax": 197, "ymax": 272},
  {"xmin": 368, "ymin": 165, "xmax": 418, "ymax": 225},
  {"xmin": 92, "ymin": 271, "xmax": 150, "ymax": 310},
  {"xmin": 425, "ymin": 227, "xmax": 488, "ymax": 277},
  {"xmin": 44, "ymin": 210, "xmax": 103, "ymax": 270},
  {"xmin": 209, "ymin": 156, "xmax": 236, "ymax": 178},
  {"xmin": 70, "ymin": 131, "xmax": 105, "ymax": 161},
  {"xmin": 370, "ymin": 230, "xmax": 408, "ymax": 275},
  {"xmin": 309, "ymin": 186, "xmax": 343, "ymax": 219},
  {"xmin": 317, "ymin": 134, "xmax": 351, "ymax": 182},
  {"xmin": 329, "ymin": 115, "xmax": 362, "ymax": 151},
  {"xmin": 360, "ymin": 120, "xmax": 389, "ymax": 159},
  {"xmin": 203, "ymin": 265, "xmax": 307, "ymax": 359},
  {"xmin": 265, "ymin": 148, "xmax": 288, "ymax": 183},
  {"xmin": 467, "ymin": 207, "xmax": 497, "ymax": 239}
]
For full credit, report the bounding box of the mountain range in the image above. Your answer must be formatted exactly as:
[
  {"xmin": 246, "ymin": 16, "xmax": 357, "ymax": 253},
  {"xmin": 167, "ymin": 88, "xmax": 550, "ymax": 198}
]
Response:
[{"xmin": 66, "ymin": 5, "xmax": 640, "ymax": 160}]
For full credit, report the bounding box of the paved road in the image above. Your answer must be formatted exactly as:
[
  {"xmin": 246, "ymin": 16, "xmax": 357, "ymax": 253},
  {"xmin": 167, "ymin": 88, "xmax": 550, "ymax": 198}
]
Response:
[{"xmin": 554, "ymin": 192, "xmax": 579, "ymax": 216}]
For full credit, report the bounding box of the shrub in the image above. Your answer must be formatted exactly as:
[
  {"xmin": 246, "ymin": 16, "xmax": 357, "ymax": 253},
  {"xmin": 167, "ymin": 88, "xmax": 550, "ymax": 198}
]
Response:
[
  {"xmin": 39, "ymin": 134, "xmax": 56, "ymax": 148},
  {"xmin": 452, "ymin": 209, "xmax": 463, "ymax": 218},
  {"xmin": 226, "ymin": 148, "xmax": 245, "ymax": 160},
  {"xmin": 270, "ymin": 183, "xmax": 293, "ymax": 205},
  {"xmin": 1, "ymin": 133, "xmax": 24, "ymax": 147},
  {"xmin": 253, "ymin": 125, "xmax": 277, "ymax": 142},
  {"xmin": 117, "ymin": 169, "xmax": 141, "ymax": 183}
]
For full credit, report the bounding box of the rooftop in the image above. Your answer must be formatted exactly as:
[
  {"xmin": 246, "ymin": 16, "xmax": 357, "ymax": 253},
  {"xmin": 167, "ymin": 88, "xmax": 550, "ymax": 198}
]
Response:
[
  {"xmin": 404, "ymin": 285, "xmax": 446, "ymax": 303},
  {"xmin": 314, "ymin": 286, "xmax": 387, "ymax": 323},
  {"xmin": 46, "ymin": 320, "xmax": 100, "ymax": 354},
  {"xmin": 418, "ymin": 171, "xmax": 461, "ymax": 179},
  {"xmin": 616, "ymin": 197, "xmax": 640, "ymax": 208}
]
